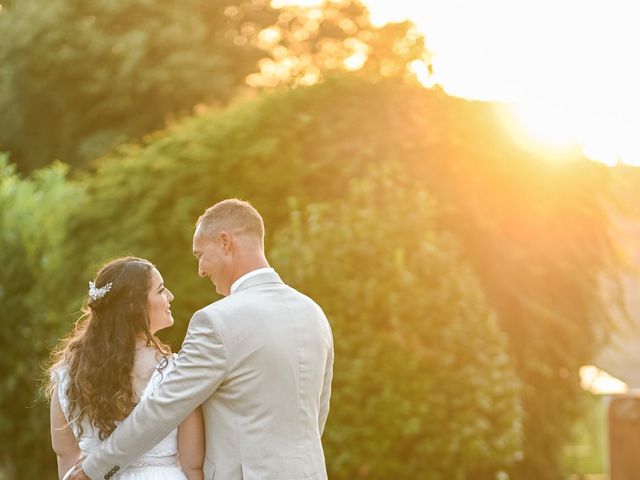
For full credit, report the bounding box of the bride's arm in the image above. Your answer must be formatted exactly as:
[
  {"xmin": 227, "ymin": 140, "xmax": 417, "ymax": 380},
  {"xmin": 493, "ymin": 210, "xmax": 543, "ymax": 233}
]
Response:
[
  {"xmin": 178, "ymin": 406, "xmax": 205, "ymax": 480},
  {"xmin": 50, "ymin": 389, "xmax": 81, "ymax": 479}
]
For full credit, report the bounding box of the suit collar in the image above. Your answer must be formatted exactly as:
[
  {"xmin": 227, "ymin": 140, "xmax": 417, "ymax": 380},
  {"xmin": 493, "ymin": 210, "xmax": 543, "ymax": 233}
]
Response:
[
  {"xmin": 230, "ymin": 267, "xmax": 274, "ymax": 294},
  {"xmin": 233, "ymin": 270, "xmax": 283, "ymax": 294}
]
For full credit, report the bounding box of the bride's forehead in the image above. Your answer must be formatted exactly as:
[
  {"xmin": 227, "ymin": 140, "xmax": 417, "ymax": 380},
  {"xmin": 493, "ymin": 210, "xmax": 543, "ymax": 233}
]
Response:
[{"xmin": 148, "ymin": 267, "xmax": 163, "ymax": 284}]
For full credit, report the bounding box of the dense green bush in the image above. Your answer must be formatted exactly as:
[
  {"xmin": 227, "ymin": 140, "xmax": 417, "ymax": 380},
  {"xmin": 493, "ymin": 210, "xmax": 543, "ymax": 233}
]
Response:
[
  {"xmin": 271, "ymin": 174, "xmax": 523, "ymax": 479},
  {"xmin": 1, "ymin": 77, "xmax": 622, "ymax": 478},
  {"xmin": 0, "ymin": 154, "xmax": 84, "ymax": 477},
  {"xmin": 75, "ymin": 78, "xmax": 619, "ymax": 478}
]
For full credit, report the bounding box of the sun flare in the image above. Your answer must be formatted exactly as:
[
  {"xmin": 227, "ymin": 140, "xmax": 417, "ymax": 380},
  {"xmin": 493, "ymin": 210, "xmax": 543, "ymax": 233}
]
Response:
[
  {"xmin": 512, "ymin": 103, "xmax": 580, "ymax": 148},
  {"xmin": 277, "ymin": 0, "xmax": 640, "ymax": 167}
]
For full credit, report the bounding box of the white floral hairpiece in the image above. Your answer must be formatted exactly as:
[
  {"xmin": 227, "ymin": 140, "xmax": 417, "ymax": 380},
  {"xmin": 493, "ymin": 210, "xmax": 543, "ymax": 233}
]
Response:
[{"xmin": 88, "ymin": 280, "xmax": 112, "ymax": 301}]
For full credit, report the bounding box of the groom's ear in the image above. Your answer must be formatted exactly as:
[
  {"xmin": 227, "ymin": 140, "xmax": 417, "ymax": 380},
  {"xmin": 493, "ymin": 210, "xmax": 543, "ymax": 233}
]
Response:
[{"xmin": 219, "ymin": 231, "xmax": 232, "ymax": 252}]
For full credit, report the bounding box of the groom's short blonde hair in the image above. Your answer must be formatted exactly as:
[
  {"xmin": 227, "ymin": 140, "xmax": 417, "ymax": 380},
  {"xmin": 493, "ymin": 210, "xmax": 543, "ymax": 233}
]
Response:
[{"xmin": 196, "ymin": 199, "xmax": 264, "ymax": 241}]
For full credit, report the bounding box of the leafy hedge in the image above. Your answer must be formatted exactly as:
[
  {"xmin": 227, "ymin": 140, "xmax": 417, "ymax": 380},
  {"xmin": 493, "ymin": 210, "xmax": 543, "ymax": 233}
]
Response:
[
  {"xmin": 67, "ymin": 79, "xmax": 618, "ymax": 477},
  {"xmin": 272, "ymin": 174, "xmax": 523, "ymax": 478},
  {"xmin": 1, "ymin": 77, "xmax": 621, "ymax": 478},
  {"xmin": 0, "ymin": 155, "xmax": 84, "ymax": 477}
]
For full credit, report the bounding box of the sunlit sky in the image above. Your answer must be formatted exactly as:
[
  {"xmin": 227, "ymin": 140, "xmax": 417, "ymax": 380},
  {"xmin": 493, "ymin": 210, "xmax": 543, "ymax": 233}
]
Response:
[
  {"xmin": 580, "ymin": 365, "xmax": 628, "ymax": 395},
  {"xmin": 276, "ymin": 0, "xmax": 640, "ymax": 166}
]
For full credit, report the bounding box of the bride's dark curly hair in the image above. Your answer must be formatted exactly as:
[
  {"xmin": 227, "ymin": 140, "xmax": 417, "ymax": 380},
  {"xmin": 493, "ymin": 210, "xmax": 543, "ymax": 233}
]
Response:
[{"xmin": 46, "ymin": 256, "xmax": 171, "ymax": 440}]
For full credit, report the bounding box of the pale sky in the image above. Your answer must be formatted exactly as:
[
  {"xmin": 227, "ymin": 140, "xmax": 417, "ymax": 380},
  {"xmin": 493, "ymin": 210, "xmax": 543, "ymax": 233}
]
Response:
[{"xmin": 276, "ymin": 0, "xmax": 640, "ymax": 166}]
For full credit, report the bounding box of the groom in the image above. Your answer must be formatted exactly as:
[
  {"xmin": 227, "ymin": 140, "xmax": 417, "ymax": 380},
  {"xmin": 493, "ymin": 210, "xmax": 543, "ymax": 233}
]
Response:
[{"xmin": 70, "ymin": 199, "xmax": 334, "ymax": 479}]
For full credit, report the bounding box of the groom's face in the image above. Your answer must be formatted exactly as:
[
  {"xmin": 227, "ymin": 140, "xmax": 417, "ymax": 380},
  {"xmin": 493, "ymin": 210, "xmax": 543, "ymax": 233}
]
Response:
[{"xmin": 193, "ymin": 228, "xmax": 230, "ymax": 296}]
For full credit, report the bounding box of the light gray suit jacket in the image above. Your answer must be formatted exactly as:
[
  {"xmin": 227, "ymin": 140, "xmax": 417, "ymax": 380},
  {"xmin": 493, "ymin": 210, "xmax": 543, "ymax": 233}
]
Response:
[{"xmin": 83, "ymin": 271, "xmax": 333, "ymax": 480}]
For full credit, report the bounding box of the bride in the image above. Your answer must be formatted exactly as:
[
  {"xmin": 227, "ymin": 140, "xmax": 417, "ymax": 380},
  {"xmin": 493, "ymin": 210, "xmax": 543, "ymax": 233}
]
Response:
[{"xmin": 46, "ymin": 257, "xmax": 204, "ymax": 480}]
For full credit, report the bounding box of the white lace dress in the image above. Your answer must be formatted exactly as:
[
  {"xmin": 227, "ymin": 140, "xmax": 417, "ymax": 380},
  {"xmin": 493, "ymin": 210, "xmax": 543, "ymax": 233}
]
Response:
[{"xmin": 55, "ymin": 357, "xmax": 187, "ymax": 479}]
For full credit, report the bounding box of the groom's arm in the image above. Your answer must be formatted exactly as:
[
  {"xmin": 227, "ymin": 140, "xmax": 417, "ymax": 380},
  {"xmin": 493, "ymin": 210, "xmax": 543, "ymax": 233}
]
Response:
[{"xmin": 82, "ymin": 309, "xmax": 227, "ymax": 479}]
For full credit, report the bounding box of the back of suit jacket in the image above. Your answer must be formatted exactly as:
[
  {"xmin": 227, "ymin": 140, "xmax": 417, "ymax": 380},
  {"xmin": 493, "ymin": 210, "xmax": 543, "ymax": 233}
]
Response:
[
  {"xmin": 82, "ymin": 271, "xmax": 333, "ymax": 480},
  {"xmin": 202, "ymin": 271, "xmax": 333, "ymax": 479}
]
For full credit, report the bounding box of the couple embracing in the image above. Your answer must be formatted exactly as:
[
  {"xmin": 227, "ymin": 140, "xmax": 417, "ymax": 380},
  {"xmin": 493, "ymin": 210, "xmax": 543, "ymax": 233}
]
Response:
[{"xmin": 47, "ymin": 199, "xmax": 334, "ymax": 480}]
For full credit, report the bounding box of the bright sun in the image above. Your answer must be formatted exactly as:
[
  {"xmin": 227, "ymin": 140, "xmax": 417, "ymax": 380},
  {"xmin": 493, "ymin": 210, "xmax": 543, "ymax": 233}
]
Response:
[
  {"xmin": 511, "ymin": 103, "xmax": 581, "ymax": 148},
  {"xmin": 275, "ymin": 0, "xmax": 640, "ymax": 167}
]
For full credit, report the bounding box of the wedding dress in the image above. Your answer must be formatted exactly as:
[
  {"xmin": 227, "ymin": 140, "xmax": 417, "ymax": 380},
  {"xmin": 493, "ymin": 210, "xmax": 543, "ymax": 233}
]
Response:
[{"xmin": 55, "ymin": 357, "xmax": 187, "ymax": 479}]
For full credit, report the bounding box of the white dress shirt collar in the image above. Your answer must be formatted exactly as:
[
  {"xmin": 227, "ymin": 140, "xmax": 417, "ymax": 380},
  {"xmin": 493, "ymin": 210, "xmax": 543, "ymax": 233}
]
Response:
[{"xmin": 230, "ymin": 267, "xmax": 275, "ymax": 295}]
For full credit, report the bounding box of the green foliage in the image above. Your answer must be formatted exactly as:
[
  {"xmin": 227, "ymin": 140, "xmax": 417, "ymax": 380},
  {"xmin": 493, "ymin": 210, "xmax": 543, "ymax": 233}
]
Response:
[
  {"xmin": 562, "ymin": 392, "xmax": 607, "ymax": 476},
  {"xmin": 63, "ymin": 78, "xmax": 620, "ymax": 478},
  {"xmin": 0, "ymin": 0, "xmax": 428, "ymax": 172},
  {"xmin": 249, "ymin": 0, "xmax": 427, "ymax": 88},
  {"xmin": 271, "ymin": 174, "xmax": 523, "ymax": 479},
  {"xmin": 0, "ymin": 154, "xmax": 84, "ymax": 478},
  {"xmin": 0, "ymin": 77, "xmax": 621, "ymax": 478},
  {"xmin": 0, "ymin": 0, "xmax": 275, "ymax": 171}
]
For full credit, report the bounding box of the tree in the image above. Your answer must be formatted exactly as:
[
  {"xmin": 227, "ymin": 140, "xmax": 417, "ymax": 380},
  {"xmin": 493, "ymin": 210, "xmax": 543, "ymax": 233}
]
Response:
[
  {"xmin": 0, "ymin": 0, "xmax": 429, "ymax": 171},
  {"xmin": 0, "ymin": 0, "xmax": 275, "ymax": 171},
  {"xmin": 247, "ymin": 0, "xmax": 427, "ymax": 88},
  {"xmin": 0, "ymin": 154, "xmax": 84, "ymax": 478}
]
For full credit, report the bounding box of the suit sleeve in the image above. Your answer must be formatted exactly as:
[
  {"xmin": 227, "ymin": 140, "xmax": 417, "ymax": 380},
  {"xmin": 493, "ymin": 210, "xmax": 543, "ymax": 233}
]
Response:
[
  {"xmin": 83, "ymin": 309, "xmax": 226, "ymax": 479},
  {"xmin": 318, "ymin": 324, "xmax": 333, "ymax": 435}
]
